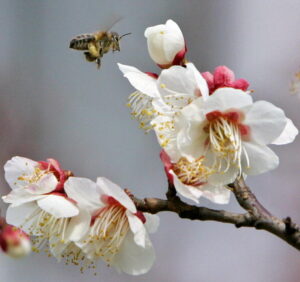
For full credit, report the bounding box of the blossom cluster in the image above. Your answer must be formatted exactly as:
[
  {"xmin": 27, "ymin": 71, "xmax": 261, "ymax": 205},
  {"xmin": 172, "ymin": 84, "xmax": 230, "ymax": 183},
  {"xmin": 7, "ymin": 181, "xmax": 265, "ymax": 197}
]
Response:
[
  {"xmin": 1, "ymin": 19, "xmax": 298, "ymax": 276},
  {"xmin": 2, "ymin": 156, "xmax": 159, "ymax": 275},
  {"xmin": 119, "ymin": 19, "xmax": 298, "ymax": 204}
]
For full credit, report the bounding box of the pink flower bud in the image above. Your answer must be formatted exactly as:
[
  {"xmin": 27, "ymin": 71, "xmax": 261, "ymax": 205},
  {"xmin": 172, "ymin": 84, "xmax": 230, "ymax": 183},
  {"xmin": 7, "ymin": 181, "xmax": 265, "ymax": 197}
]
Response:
[
  {"xmin": 0, "ymin": 221, "xmax": 31, "ymax": 258},
  {"xmin": 202, "ymin": 66, "xmax": 250, "ymax": 94}
]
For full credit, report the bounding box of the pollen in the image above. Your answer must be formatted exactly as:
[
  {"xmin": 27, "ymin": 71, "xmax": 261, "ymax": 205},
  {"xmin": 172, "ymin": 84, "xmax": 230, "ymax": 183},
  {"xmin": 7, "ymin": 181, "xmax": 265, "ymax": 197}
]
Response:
[
  {"xmin": 206, "ymin": 115, "xmax": 250, "ymax": 175},
  {"xmin": 79, "ymin": 204, "xmax": 129, "ymax": 266},
  {"xmin": 127, "ymin": 91, "xmax": 158, "ymax": 132},
  {"xmin": 173, "ymin": 157, "xmax": 213, "ymax": 186},
  {"xmin": 17, "ymin": 167, "xmax": 48, "ymax": 184}
]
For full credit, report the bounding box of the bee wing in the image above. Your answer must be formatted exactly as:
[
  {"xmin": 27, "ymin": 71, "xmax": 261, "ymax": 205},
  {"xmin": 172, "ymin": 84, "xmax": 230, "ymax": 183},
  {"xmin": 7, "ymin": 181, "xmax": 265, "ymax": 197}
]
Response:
[{"xmin": 101, "ymin": 14, "xmax": 122, "ymax": 32}]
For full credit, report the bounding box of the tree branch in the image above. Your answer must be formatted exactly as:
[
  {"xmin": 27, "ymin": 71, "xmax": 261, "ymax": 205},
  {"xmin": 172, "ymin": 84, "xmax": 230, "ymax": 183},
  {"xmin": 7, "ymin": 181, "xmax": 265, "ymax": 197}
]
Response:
[{"xmin": 131, "ymin": 178, "xmax": 300, "ymax": 251}]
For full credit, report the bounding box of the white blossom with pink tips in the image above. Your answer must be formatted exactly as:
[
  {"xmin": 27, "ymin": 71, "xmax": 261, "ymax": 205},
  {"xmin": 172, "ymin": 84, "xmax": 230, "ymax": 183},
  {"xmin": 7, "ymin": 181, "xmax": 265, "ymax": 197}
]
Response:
[
  {"xmin": 2, "ymin": 156, "xmax": 86, "ymax": 258},
  {"xmin": 169, "ymin": 88, "xmax": 298, "ymax": 185},
  {"xmin": 64, "ymin": 176, "xmax": 159, "ymax": 275}
]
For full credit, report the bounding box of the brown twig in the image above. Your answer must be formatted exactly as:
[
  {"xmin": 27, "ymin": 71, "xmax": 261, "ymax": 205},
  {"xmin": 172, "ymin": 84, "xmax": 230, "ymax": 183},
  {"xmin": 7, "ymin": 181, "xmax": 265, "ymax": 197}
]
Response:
[{"xmin": 132, "ymin": 177, "xmax": 300, "ymax": 251}]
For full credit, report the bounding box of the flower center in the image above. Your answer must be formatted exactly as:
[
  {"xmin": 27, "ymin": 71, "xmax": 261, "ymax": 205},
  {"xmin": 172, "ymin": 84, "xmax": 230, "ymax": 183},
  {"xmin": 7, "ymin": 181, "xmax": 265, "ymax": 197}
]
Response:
[
  {"xmin": 17, "ymin": 167, "xmax": 48, "ymax": 184},
  {"xmin": 82, "ymin": 204, "xmax": 129, "ymax": 266},
  {"xmin": 173, "ymin": 157, "xmax": 213, "ymax": 186},
  {"xmin": 205, "ymin": 110, "xmax": 250, "ymax": 174}
]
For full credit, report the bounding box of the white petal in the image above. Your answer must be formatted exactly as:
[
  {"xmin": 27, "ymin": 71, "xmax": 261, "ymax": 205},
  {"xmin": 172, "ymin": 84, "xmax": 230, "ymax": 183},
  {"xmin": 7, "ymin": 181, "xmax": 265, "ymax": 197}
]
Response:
[
  {"xmin": 200, "ymin": 184, "xmax": 231, "ymax": 204},
  {"xmin": 242, "ymin": 142, "xmax": 279, "ymax": 175},
  {"xmin": 4, "ymin": 156, "xmax": 37, "ymax": 190},
  {"xmin": 176, "ymin": 114, "xmax": 207, "ymax": 162},
  {"xmin": 151, "ymin": 114, "xmax": 181, "ymax": 161},
  {"xmin": 33, "ymin": 173, "xmax": 58, "ymax": 194},
  {"xmin": 2, "ymin": 189, "xmax": 46, "ymax": 206},
  {"xmin": 113, "ymin": 231, "xmax": 155, "ymax": 275},
  {"xmin": 203, "ymin": 88, "xmax": 253, "ymax": 114},
  {"xmin": 6, "ymin": 202, "xmax": 39, "ymax": 233},
  {"xmin": 126, "ymin": 210, "xmax": 146, "ymax": 248},
  {"xmin": 144, "ymin": 24, "xmax": 166, "ymax": 38},
  {"xmin": 65, "ymin": 209, "xmax": 91, "ymax": 242},
  {"xmin": 158, "ymin": 66, "xmax": 196, "ymax": 98},
  {"xmin": 37, "ymin": 195, "xmax": 79, "ymax": 218},
  {"xmin": 163, "ymin": 21, "xmax": 185, "ymax": 62},
  {"xmin": 272, "ymin": 118, "xmax": 298, "ymax": 145},
  {"xmin": 96, "ymin": 177, "xmax": 136, "ymax": 213},
  {"xmin": 170, "ymin": 171, "xmax": 202, "ymax": 203},
  {"xmin": 244, "ymin": 101, "xmax": 287, "ymax": 144},
  {"xmin": 204, "ymin": 150, "xmax": 239, "ymax": 185},
  {"xmin": 118, "ymin": 63, "xmax": 158, "ymax": 98},
  {"xmin": 143, "ymin": 213, "xmax": 160, "ymax": 234},
  {"xmin": 186, "ymin": 63, "xmax": 209, "ymax": 100},
  {"xmin": 64, "ymin": 177, "xmax": 102, "ymax": 212}
]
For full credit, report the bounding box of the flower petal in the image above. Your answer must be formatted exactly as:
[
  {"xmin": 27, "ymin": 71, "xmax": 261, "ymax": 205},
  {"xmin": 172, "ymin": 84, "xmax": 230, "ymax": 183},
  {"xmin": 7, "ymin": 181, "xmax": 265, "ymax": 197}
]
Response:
[
  {"xmin": 186, "ymin": 63, "xmax": 209, "ymax": 100},
  {"xmin": 4, "ymin": 156, "xmax": 37, "ymax": 190},
  {"xmin": 163, "ymin": 20, "xmax": 185, "ymax": 62},
  {"xmin": 65, "ymin": 209, "xmax": 91, "ymax": 242},
  {"xmin": 200, "ymin": 184, "xmax": 231, "ymax": 204},
  {"xmin": 143, "ymin": 213, "xmax": 160, "ymax": 234},
  {"xmin": 272, "ymin": 118, "xmax": 298, "ymax": 145},
  {"xmin": 158, "ymin": 65, "xmax": 196, "ymax": 98},
  {"xmin": 126, "ymin": 210, "xmax": 146, "ymax": 248},
  {"xmin": 96, "ymin": 177, "xmax": 136, "ymax": 213},
  {"xmin": 113, "ymin": 231, "xmax": 155, "ymax": 275},
  {"xmin": 170, "ymin": 171, "xmax": 202, "ymax": 203},
  {"xmin": 203, "ymin": 88, "xmax": 253, "ymax": 113},
  {"xmin": 6, "ymin": 202, "xmax": 39, "ymax": 233},
  {"xmin": 37, "ymin": 195, "xmax": 79, "ymax": 218},
  {"xmin": 2, "ymin": 189, "xmax": 46, "ymax": 206},
  {"xmin": 242, "ymin": 142, "xmax": 279, "ymax": 175},
  {"xmin": 64, "ymin": 177, "xmax": 102, "ymax": 212},
  {"xmin": 244, "ymin": 100, "xmax": 287, "ymax": 145},
  {"xmin": 118, "ymin": 63, "xmax": 158, "ymax": 98},
  {"xmin": 205, "ymin": 150, "xmax": 239, "ymax": 185}
]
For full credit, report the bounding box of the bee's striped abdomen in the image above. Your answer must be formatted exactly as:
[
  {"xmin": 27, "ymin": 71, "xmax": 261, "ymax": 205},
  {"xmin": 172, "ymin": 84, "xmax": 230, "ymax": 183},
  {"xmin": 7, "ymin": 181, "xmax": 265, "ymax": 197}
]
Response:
[{"xmin": 69, "ymin": 34, "xmax": 96, "ymax": 50}]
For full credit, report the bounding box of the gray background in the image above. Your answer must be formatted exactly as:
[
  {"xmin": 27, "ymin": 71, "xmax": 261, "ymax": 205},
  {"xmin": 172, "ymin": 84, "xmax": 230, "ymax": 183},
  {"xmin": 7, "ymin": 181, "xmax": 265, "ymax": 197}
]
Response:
[{"xmin": 0, "ymin": 0, "xmax": 300, "ymax": 281}]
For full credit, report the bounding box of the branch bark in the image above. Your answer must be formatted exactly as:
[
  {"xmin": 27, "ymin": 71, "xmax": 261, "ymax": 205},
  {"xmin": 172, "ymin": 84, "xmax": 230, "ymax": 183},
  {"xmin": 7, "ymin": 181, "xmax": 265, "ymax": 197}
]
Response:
[{"xmin": 131, "ymin": 178, "xmax": 300, "ymax": 251}]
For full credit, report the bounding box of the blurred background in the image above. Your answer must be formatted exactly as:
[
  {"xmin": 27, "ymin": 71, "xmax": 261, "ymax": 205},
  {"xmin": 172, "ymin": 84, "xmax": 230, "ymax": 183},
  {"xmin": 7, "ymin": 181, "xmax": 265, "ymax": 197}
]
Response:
[{"xmin": 0, "ymin": 0, "xmax": 300, "ymax": 281}]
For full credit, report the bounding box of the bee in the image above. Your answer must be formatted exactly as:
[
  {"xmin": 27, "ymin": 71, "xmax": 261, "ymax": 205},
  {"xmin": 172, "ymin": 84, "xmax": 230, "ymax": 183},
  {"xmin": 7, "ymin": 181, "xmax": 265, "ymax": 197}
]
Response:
[{"xmin": 69, "ymin": 23, "xmax": 131, "ymax": 69}]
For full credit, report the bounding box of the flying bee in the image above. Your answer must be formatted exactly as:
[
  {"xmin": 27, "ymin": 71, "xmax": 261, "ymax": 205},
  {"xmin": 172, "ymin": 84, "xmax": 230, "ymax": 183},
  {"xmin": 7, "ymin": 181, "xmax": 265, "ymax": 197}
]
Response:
[{"xmin": 69, "ymin": 28, "xmax": 131, "ymax": 69}]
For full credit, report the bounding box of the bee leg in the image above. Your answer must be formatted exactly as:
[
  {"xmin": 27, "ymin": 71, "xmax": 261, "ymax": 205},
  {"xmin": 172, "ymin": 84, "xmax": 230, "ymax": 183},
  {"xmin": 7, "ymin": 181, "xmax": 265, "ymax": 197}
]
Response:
[
  {"xmin": 96, "ymin": 58, "xmax": 101, "ymax": 69},
  {"xmin": 88, "ymin": 42, "xmax": 100, "ymax": 58},
  {"xmin": 84, "ymin": 52, "xmax": 96, "ymax": 62}
]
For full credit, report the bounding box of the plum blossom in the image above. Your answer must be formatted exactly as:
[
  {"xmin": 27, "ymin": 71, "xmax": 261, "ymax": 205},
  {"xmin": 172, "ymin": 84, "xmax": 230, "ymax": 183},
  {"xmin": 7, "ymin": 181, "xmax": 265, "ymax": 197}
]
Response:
[
  {"xmin": 160, "ymin": 150, "xmax": 230, "ymax": 204},
  {"xmin": 144, "ymin": 19, "xmax": 186, "ymax": 68},
  {"xmin": 0, "ymin": 217, "xmax": 31, "ymax": 258},
  {"xmin": 64, "ymin": 177, "xmax": 159, "ymax": 275},
  {"xmin": 202, "ymin": 65, "xmax": 249, "ymax": 94},
  {"xmin": 171, "ymin": 88, "xmax": 297, "ymax": 185},
  {"xmin": 118, "ymin": 62, "xmax": 208, "ymax": 131},
  {"xmin": 2, "ymin": 156, "xmax": 82, "ymax": 258}
]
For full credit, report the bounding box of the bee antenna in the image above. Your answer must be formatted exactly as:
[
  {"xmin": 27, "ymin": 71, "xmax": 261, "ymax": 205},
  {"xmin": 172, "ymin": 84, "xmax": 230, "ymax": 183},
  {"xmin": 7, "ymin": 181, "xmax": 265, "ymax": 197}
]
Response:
[{"xmin": 119, "ymin": 32, "xmax": 132, "ymax": 40}]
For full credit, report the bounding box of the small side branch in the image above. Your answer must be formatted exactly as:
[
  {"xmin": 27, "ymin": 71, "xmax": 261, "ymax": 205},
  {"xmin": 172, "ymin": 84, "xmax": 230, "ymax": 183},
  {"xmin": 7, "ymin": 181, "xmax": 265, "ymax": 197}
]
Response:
[{"xmin": 132, "ymin": 178, "xmax": 300, "ymax": 251}]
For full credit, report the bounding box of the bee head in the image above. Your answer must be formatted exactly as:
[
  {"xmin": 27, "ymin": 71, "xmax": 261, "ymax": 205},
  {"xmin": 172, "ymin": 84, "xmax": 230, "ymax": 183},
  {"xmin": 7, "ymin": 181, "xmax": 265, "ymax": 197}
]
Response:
[{"xmin": 110, "ymin": 32, "xmax": 120, "ymax": 51}]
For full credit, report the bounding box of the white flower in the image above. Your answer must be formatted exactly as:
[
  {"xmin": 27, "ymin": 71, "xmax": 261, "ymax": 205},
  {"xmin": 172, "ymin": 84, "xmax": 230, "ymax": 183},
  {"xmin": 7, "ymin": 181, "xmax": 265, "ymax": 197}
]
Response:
[
  {"xmin": 64, "ymin": 177, "xmax": 159, "ymax": 275},
  {"xmin": 170, "ymin": 88, "xmax": 296, "ymax": 185},
  {"xmin": 2, "ymin": 156, "xmax": 82, "ymax": 258},
  {"xmin": 118, "ymin": 62, "xmax": 208, "ymax": 131},
  {"xmin": 144, "ymin": 19, "xmax": 185, "ymax": 67},
  {"xmin": 160, "ymin": 150, "xmax": 230, "ymax": 204}
]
